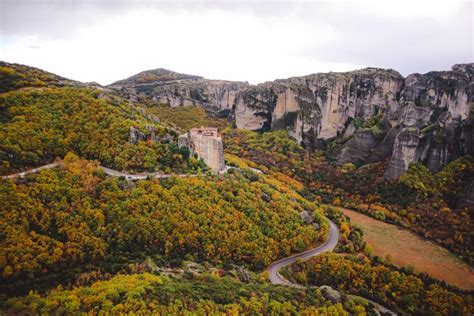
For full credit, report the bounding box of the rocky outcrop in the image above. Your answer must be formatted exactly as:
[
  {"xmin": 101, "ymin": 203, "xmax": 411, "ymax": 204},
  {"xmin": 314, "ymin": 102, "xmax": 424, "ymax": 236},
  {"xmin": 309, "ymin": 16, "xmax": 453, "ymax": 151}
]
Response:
[
  {"xmin": 457, "ymin": 179, "xmax": 474, "ymax": 209},
  {"xmin": 178, "ymin": 127, "xmax": 225, "ymax": 172},
  {"xmin": 110, "ymin": 68, "xmax": 249, "ymax": 112},
  {"xmin": 128, "ymin": 126, "xmax": 161, "ymax": 144},
  {"xmin": 320, "ymin": 286, "xmax": 341, "ymax": 303},
  {"xmin": 112, "ymin": 63, "xmax": 473, "ymax": 179},
  {"xmin": 129, "ymin": 126, "xmax": 144, "ymax": 144},
  {"xmin": 338, "ymin": 129, "xmax": 384, "ymax": 166},
  {"xmin": 382, "ymin": 64, "xmax": 473, "ymax": 179},
  {"xmin": 384, "ymin": 127, "xmax": 420, "ymax": 181},
  {"xmin": 299, "ymin": 210, "xmax": 313, "ymax": 224}
]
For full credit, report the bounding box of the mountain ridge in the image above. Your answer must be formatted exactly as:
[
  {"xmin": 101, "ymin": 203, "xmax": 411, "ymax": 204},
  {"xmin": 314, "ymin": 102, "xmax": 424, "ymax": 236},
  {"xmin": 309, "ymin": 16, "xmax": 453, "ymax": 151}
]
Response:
[
  {"xmin": 1, "ymin": 60, "xmax": 472, "ymax": 180},
  {"xmin": 109, "ymin": 62, "xmax": 473, "ymax": 180}
]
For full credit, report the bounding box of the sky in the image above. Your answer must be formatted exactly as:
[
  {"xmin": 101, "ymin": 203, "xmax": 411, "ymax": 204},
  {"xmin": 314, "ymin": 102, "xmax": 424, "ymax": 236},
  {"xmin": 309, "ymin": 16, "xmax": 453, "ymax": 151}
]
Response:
[{"xmin": 0, "ymin": 0, "xmax": 472, "ymax": 85}]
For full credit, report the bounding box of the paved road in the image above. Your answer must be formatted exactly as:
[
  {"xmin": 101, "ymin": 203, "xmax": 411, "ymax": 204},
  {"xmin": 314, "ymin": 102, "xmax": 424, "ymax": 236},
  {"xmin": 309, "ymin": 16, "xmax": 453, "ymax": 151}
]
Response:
[
  {"xmin": 268, "ymin": 220, "xmax": 339, "ymax": 287},
  {"xmin": 267, "ymin": 218, "xmax": 396, "ymax": 315},
  {"xmin": 2, "ymin": 163, "xmax": 201, "ymax": 180},
  {"xmin": 1, "ymin": 162, "xmax": 59, "ymax": 179},
  {"xmin": 100, "ymin": 166, "xmax": 194, "ymax": 180}
]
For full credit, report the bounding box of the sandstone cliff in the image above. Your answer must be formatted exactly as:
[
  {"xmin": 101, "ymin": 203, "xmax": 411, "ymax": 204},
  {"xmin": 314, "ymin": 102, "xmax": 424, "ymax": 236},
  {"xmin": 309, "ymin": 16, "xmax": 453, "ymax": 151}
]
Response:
[{"xmin": 110, "ymin": 63, "xmax": 473, "ymax": 180}]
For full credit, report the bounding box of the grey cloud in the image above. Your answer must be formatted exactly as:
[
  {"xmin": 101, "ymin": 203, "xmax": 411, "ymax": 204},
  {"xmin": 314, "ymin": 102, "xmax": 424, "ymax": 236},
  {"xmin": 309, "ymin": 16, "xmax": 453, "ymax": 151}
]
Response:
[
  {"xmin": 291, "ymin": 2, "xmax": 473, "ymax": 75},
  {"xmin": 0, "ymin": 1, "xmax": 316, "ymax": 39}
]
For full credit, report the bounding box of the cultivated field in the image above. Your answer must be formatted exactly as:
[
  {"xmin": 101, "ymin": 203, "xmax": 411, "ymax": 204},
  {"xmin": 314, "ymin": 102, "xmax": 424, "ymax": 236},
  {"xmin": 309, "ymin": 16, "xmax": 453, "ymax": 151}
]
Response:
[{"xmin": 338, "ymin": 207, "xmax": 474, "ymax": 291}]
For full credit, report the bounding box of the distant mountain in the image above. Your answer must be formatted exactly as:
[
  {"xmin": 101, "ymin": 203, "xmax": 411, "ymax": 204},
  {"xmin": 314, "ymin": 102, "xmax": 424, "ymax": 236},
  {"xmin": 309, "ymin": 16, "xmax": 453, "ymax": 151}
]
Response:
[{"xmin": 109, "ymin": 67, "xmax": 249, "ymax": 108}]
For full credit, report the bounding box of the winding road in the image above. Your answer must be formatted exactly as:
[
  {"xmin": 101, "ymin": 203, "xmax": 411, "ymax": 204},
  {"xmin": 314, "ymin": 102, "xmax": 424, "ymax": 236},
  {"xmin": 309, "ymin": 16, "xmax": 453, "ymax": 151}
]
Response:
[
  {"xmin": 1, "ymin": 163, "xmax": 197, "ymax": 180},
  {"xmin": 267, "ymin": 219, "xmax": 396, "ymax": 315},
  {"xmin": 1, "ymin": 163, "xmax": 235, "ymax": 180},
  {"xmin": 268, "ymin": 220, "xmax": 339, "ymax": 287}
]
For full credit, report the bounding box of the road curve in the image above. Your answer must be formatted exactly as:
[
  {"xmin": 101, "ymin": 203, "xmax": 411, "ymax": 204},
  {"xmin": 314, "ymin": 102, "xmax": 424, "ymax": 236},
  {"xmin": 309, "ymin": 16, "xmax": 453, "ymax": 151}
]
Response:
[
  {"xmin": 267, "ymin": 218, "xmax": 397, "ymax": 315},
  {"xmin": 268, "ymin": 220, "xmax": 339, "ymax": 287}
]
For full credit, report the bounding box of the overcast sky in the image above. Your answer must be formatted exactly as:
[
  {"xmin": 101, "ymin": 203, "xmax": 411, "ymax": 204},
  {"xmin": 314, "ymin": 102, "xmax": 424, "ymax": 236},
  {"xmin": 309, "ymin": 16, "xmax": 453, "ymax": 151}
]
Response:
[{"xmin": 0, "ymin": 0, "xmax": 472, "ymax": 85}]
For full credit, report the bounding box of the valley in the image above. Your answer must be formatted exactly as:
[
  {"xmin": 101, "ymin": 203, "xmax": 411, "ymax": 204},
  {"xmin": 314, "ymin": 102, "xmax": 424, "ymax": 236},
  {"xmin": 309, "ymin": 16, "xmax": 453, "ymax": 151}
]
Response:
[
  {"xmin": 1, "ymin": 2, "xmax": 472, "ymax": 314},
  {"xmin": 0, "ymin": 61, "xmax": 472, "ymax": 315}
]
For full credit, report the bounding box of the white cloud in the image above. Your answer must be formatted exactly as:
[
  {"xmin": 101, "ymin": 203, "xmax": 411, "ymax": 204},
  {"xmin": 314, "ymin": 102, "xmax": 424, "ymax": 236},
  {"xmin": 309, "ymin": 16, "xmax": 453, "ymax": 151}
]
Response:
[{"xmin": 0, "ymin": 1, "xmax": 471, "ymax": 84}]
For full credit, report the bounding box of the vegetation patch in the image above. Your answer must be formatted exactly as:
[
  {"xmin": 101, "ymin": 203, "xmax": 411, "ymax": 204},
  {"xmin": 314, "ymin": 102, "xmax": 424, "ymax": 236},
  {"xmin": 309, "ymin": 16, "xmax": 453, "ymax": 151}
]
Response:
[
  {"xmin": 4, "ymin": 272, "xmax": 369, "ymax": 315},
  {"xmin": 142, "ymin": 103, "xmax": 230, "ymax": 132},
  {"xmin": 284, "ymin": 253, "xmax": 473, "ymax": 315},
  {"xmin": 0, "ymin": 87, "xmax": 202, "ymax": 174}
]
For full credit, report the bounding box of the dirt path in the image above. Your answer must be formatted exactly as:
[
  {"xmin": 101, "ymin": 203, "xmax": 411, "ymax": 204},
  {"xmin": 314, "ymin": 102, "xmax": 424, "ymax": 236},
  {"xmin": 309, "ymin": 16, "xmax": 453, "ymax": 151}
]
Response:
[{"xmin": 338, "ymin": 207, "xmax": 474, "ymax": 291}]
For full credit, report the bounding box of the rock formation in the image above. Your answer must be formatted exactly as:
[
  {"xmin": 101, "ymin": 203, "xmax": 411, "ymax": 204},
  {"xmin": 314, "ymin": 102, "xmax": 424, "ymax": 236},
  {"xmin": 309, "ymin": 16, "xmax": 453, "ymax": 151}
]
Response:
[
  {"xmin": 111, "ymin": 63, "xmax": 473, "ymax": 180},
  {"xmin": 178, "ymin": 127, "xmax": 225, "ymax": 172},
  {"xmin": 128, "ymin": 126, "xmax": 160, "ymax": 144},
  {"xmin": 457, "ymin": 179, "xmax": 474, "ymax": 209},
  {"xmin": 110, "ymin": 68, "xmax": 248, "ymax": 112},
  {"xmin": 384, "ymin": 127, "xmax": 420, "ymax": 181}
]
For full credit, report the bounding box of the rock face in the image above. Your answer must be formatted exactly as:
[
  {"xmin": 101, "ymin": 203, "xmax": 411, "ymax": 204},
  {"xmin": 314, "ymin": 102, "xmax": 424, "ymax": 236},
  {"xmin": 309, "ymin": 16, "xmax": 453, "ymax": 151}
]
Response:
[
  {"xmin": 338, "ymin": 129, "xmax": 381, "ymax": 166},
  {"xmin": 384, "ymin": 127, "xmax": 420, "ymax": 181},
  {"xmin": 178, "ymin": 127, "xmax": 225, "ymax": 172},
  {"xmin": 129, "ymin": 126, "xmax": 160, "ymax": 144},
  {"xmin": 320, "ymin": 285, "xmax": 341, "ymax": 303},
  {"xmin": 383, "ymin": 64, "xmax": 473, "ymax": 179},
  {"xmin": 112, "ymin": 63, "xmax": 473, "ymax": 179},
  {"xmin": 457, "ymin": 179, "xmax": 474, "ymax": 209},
  {"xmin": 110, "ymin": 68, "xmax": 249, "ymax": 112}
]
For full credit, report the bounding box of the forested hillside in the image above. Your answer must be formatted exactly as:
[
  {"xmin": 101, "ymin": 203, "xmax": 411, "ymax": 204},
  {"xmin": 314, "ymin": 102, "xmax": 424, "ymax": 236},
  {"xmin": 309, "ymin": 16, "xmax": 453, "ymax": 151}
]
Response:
[
  {"xmin": 0, "ymin": 153, "xmax": 327, "ymax": 294},
  {"xmin": 0, "ymin": 62, "xmax": 207, "ymax": 175},
  {"xmin": 0, "ymin": 88, "xmax": 202, "ymax": 174},
  {"xmin": 0, "ymin": 61, "xmax": 75, "ymax": 93},
  {"xmin": 139, "ymin": 102, "xmax": 230, "ymax": 132}
]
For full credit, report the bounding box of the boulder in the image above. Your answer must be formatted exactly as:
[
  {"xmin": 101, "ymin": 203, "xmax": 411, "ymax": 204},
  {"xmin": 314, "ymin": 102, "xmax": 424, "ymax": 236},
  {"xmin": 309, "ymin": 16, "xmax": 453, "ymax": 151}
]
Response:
[
  {"xmin": 300, "ymin": 210, "xmax": 313, "ymax": 224},
  {"xmin": 320, "ymin": 285, "xmax": 341, "ymax": 303},
  {"xmin": 129, "ymin": 126, "xmax": 144, "ymax": 144}
]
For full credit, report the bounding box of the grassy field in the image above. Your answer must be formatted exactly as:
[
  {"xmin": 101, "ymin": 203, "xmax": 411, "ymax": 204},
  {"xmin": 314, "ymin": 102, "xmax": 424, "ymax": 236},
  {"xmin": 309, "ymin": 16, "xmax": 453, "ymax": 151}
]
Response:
[{"xmin": 338, "ymin": 207, "xmax": 474, "ymax": 291}]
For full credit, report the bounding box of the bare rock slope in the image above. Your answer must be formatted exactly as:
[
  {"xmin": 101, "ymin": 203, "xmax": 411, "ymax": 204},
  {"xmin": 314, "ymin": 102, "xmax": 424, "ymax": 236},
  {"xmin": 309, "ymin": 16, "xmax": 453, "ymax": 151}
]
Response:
[{"xmin": 110, "ymin": 64, "xmax": 473, "ymax": 179}]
